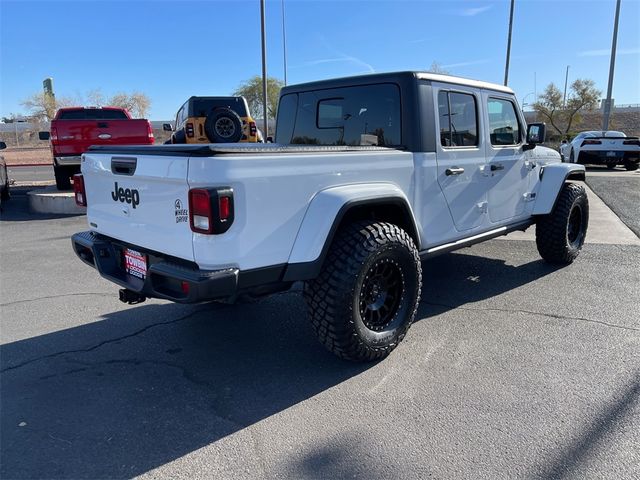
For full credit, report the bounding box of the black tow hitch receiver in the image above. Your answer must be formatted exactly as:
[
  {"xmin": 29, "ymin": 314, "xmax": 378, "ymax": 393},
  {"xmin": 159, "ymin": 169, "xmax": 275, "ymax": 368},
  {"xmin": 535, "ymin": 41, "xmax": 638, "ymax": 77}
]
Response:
[{"xmin": 119, "ymin": 289, "xmax": 146, "ymax": 305}]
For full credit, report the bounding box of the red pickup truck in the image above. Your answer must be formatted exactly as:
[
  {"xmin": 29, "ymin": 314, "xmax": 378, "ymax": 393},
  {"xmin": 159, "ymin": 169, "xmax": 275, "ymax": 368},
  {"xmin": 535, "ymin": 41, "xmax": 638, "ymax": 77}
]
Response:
[{"xmin": 40, "ymin": 107, "xmax": 154, "ymax": 190}]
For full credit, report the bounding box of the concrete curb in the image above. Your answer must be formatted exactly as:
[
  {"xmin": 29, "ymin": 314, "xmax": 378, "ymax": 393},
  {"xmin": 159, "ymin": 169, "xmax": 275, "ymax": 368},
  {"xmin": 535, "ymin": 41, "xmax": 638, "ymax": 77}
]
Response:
[{"xmin": 27, "ymin": 186, "xmax": 86, "ymax": 215}]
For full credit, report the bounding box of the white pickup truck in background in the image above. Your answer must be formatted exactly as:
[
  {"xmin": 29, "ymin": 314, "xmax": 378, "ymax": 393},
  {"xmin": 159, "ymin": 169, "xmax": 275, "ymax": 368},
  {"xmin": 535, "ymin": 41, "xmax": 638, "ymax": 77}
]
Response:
[{"xmin": 71, "ymin": 71, "xmax": 588, "ymax": 362}]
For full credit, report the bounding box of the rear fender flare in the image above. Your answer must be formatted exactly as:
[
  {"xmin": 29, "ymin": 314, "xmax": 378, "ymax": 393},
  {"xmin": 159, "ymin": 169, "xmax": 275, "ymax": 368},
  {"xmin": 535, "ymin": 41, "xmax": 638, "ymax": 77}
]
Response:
[
  {"xmin": 283, "ymin": 183, "xmax": 419, "ymax": 281},
  {"xmin": 532, "ymin": 163, "xmax": 586, "ymax": 215}
]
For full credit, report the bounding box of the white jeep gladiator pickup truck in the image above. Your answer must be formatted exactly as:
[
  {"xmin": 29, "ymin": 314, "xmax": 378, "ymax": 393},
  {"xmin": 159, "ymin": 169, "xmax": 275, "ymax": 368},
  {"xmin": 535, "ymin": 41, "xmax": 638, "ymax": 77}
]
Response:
[{"xmin": 72, "ymin": 71, "xmax": 588, "ymax": 362}]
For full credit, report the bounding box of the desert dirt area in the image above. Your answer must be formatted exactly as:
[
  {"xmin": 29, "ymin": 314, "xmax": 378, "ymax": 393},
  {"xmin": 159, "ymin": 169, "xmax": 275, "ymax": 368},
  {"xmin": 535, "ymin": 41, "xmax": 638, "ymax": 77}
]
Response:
[{"xmin": 2, "ymin": 147, "xmax": 52, "ymax": 165}]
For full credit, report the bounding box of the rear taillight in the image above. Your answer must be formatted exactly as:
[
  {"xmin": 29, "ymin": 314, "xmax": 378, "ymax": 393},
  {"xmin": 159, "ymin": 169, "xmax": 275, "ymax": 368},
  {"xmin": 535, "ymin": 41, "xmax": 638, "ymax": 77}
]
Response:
[
  {"xmin": 249, "ymin": 121, "xmax": 257, "ymax": 136},
  {"xmin": 188, "ymin": 187, "xmax": 234, "ymax": 234},
  {"xmin": 51, "ymin": 127, "xmax": 58, "ymax": 142},
  {"xmin": 582, "ymin": 139, "xmax": 602, "ymax": 146},
  {"xmin": 73, "ymin": 174, "xmax": 87, "ymax": 207},
  {"xmin": 623, "ymin": 139, "xmax": 640, "ymax": 146},
  {"xmin": 147, "ymin": 122, "xmax": 154, "ymax": 142},
  {"xmin": 186, "ymin": 123, "xmax": 195, "ymax": 138}
]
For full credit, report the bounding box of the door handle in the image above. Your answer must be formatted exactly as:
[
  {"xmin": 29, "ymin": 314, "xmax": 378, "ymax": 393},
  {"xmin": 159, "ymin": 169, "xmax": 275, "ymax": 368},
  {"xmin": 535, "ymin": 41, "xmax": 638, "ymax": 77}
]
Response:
[
  {"xmin": 445, "ymin": 167, "xmax": 464, "ymax": 176},
  {"xmin": 490, "ymin": 163, "xmax": 505, "ymax": 171}
]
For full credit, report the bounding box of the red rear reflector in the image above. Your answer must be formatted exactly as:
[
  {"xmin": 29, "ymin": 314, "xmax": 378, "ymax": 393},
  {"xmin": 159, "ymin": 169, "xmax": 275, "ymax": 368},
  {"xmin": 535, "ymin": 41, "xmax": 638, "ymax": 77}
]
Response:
[
  {"xmin": 181, "ymin": 281, "xmax": 190, "ymax": 294},
  {"xmin": 73, "ymin": 174, "xmax": 87, "ymax": 206},
  {"xmin": 219, "ymin": 196, "xmax": 230, "ymax": 220}
]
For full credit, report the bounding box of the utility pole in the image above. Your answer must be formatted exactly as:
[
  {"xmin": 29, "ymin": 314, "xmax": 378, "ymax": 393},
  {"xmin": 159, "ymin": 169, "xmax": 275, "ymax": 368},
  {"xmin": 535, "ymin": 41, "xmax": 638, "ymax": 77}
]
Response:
[
  {"xmin": 562, "ymin": 65, "xmax": 570, "ymax": 108},
  {"xmin": 504, "ymin": 0, "xmax": 515, "ymax": 86},
  {"xmin": 603, "ymin": 0, "xmax": 621, "ymax": 130},
  {"xmin": 282, "ymin": 0, "xmax": 288, "ymax": 86},
  {"xmin": 260, "ymin": 0, "xmax": 269, "ymax": 138}
]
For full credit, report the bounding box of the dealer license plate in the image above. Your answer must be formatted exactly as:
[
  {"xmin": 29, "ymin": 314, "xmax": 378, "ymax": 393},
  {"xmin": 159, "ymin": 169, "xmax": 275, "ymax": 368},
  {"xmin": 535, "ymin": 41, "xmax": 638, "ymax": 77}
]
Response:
[{"xmin": 124, "ymin": 248, "xmax": 147, "ymax": 280}]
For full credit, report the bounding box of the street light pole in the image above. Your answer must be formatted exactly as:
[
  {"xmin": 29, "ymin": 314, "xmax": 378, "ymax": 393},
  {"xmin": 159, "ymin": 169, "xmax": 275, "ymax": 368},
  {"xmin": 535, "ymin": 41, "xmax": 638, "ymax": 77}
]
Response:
[
  {"xmin": 603, "ymin": 0, "xmax": 621, "ymax": 130},
  {"xmin": 282, "ymin": 0, "xmax": 287, "ymax": 86},
  {"xmin": 562, "ymin": 65, "xmax": 570, "ymax": 108},
  {"xmin": 260, "ymin": 0, "xmax": 268, "ymax": 138},
  {"xmin": 504, "ymin": 0, "xmax": 515, "ymax": 86}
]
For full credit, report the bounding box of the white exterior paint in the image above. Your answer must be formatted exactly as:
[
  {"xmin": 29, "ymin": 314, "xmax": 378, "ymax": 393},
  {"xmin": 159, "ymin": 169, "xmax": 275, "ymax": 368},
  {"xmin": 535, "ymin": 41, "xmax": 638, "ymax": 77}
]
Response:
[{"xmin": 80, "ymin": 81, "xmax": 583, "ymax": 274}]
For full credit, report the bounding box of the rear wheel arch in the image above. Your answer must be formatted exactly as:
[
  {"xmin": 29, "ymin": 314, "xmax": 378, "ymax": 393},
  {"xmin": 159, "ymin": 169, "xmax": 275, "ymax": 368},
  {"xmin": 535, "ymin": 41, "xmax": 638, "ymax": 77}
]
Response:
[{"xmin": 283, "ymin": 197, "xmax": 420, "ymax": 282}]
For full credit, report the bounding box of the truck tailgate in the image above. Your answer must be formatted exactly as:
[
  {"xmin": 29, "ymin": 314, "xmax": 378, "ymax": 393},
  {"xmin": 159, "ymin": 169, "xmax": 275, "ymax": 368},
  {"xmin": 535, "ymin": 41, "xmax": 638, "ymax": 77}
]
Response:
[
  {"xmin": 82, "ymin": 152, "xmax": 194, "ymax": 261},
  {"xmin": 53, "ymin": 119, "xmax": 152, "ymax": 156}
]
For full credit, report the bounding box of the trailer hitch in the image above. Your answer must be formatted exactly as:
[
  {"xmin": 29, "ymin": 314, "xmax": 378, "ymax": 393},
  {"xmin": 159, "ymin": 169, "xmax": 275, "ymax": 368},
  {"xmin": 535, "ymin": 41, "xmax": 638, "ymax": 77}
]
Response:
[{"xmin": 118, "ymin": 289, "xmax": 146, "ymax": 305}]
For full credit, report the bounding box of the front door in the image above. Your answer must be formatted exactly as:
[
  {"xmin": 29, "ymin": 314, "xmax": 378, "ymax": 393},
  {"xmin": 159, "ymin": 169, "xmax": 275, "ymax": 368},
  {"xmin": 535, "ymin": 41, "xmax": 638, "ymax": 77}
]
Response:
[
  {"xmin": 434, "ymin": 85, "xmax": 487, "ymax": 232},
  {"xmin": 483, "ymin": 95, "xmax": 531, "ymax": 223}
]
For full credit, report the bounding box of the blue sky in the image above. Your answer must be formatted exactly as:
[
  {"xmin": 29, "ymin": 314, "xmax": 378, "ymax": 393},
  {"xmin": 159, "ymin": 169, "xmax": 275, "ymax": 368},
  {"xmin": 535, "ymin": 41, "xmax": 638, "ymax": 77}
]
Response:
[{"xmin": 1, "ymin": 0, "xmax": 639, "ymax": 120}]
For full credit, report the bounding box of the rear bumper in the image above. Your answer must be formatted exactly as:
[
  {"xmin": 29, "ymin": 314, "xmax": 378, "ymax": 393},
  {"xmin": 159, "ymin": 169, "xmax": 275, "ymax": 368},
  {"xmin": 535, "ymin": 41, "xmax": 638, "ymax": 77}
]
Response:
[
  {"xmin": 71, "ymin": 231, "xmax": 239, "ymax": 303},
  {"xmin": 55, "ymin": 156, "xmax": 82, "ymax": 166},
  {"xmin": 578, "ymin": 150, "xmax": 639, "ymax": 165}
]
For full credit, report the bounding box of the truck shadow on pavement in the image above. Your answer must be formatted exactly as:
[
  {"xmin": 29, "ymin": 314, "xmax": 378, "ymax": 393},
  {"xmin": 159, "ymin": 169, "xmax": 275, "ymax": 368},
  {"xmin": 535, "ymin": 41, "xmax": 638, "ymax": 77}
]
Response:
[{"xmin": 1, "ymin": 251, "xmax": 562, "ymax": 479}]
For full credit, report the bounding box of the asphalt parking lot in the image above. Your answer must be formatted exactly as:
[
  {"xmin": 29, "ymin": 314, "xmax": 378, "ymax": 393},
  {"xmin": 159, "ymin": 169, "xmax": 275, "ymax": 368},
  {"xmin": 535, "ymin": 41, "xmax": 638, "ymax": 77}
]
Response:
[{"xmin": 1, "ymin": 178, "xmax": 639, "ymax": 479}]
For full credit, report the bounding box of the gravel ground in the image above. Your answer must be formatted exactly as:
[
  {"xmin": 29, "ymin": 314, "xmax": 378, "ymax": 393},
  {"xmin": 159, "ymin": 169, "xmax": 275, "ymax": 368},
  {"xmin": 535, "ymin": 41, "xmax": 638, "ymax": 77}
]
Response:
[{"xmin": 586, "ymin": 173, "xmax": 640, "ymax": 238}]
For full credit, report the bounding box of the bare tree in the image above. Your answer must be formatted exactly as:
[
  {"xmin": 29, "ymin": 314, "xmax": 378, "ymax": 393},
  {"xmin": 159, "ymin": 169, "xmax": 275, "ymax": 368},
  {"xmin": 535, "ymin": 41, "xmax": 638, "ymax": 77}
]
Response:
[
  {"xmin": 86, "ymin": 88, "xmax": 107, "ymax": 107},
  {"xmin": 21, "ymin": 92, "xmax": 75, "ymax": 121},
  {"xmin": 427, "ymin": 61, "xmax": 450, "ymax": 75},
  {"xmin": 108, "ymin": 92, "xmax": 151, "ymax": 118},
  {"xmin": 533, "ymin": 79, "xmax": 601, "ymax": 137}
]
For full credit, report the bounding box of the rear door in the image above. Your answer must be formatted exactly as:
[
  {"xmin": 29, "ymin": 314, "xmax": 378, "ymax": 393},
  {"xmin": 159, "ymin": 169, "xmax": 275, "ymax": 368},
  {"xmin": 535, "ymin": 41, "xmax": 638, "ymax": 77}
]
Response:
[
  {"xmin": 483, "ymin": 94, "xmax": 531, "ymax": 223},
  {"xmin": 82, "ymin": 151, "xmax": 194, "ymax": 261},
  {"xmin": 433, "ymin": 84, "xmax": 487, "ymax": 232}
]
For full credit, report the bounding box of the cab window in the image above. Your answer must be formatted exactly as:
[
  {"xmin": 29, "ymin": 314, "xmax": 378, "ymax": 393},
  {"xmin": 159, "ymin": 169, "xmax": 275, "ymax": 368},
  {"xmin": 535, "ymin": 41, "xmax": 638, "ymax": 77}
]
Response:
[{"xmin": 487, "ymin": 98, "xmax": 521, "ymax": 146}]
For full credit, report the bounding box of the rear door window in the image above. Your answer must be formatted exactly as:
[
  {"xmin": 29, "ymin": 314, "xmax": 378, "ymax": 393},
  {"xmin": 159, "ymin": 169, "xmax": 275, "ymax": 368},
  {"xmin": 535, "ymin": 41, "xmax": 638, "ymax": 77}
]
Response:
[{"xmin": 438, "ymin": 91, "xmax": 478, "ymax": 147}]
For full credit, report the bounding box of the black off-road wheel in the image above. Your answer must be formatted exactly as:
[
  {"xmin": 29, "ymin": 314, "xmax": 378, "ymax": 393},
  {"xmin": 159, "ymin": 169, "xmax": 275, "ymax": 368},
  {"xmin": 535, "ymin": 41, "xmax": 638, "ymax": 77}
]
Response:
[
  {"xmin": 204, "ymin": 108, "xmax": 243, "ymax": 143},
  {"xmin": 625, "ymin": 162, "xmax": 639, "ymax": 171},
  {"xmin": 54, "ymin": 165, "xmax": 72, "ymax": 191},
  {"xmin": 536, "ymin": 183, "xmax": 589, "ymax": 264},
  {"xmin": 304, "ymin": 221, "xmax": 422, "ymax": 362}
]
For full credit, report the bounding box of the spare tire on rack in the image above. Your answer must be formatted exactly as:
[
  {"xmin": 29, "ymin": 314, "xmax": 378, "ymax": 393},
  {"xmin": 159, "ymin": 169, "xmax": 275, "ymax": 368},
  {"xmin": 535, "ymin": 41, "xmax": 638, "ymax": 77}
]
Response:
[{"xmin": 204, "ymin": 107, "xmax": 243, "ymax": 143}]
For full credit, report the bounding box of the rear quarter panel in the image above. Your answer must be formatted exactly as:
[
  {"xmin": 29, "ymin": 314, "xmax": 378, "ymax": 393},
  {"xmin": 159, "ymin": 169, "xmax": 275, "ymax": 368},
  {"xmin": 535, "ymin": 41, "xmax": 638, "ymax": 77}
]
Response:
[{"xmin": 188, "ymin": 150, "xmax": 415, "ymax": 270}]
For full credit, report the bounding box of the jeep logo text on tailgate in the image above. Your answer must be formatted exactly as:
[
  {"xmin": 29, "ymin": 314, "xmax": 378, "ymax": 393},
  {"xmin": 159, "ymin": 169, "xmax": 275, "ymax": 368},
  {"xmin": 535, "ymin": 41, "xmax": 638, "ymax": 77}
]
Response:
[{"xmin": 111, "ymin": 182, "xmax": 140, "ymax": 209}]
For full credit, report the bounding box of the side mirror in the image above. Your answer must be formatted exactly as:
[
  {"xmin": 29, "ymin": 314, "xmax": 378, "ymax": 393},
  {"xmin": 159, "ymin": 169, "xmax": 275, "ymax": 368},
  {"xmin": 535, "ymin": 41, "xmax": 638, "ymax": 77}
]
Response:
[
  {"xmin": 0, "ymin": 141, "xmax": 6, "ymax": 150},
  {"xmin": 526, "ymin": 122, "xmax": 546, "ymax": 144},
  {"xmin": 266, "ymin": 136, "xmax": 273, "ymax": 143},
  {"xmin": 39, "ymin": 131, "xmax": 50, "ymax": 141},
  {"xmin": 162, "ymin": 123, "xmax": 173, "ymax": 132},
  {"xmin": 561, "ymin": 139, "xmax": 568, "ymax": 144}
]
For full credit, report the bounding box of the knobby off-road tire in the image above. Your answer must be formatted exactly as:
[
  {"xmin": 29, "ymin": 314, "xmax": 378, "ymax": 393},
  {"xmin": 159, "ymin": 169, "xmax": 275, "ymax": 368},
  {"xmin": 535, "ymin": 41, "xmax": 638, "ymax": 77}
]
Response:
[
  {"xmin": 304, "ymin": 221, "xmax": 422, "ymax": 362},
  {"xmin": 536, "ymin": 183, "xmax": 588, "ymax": 264}
]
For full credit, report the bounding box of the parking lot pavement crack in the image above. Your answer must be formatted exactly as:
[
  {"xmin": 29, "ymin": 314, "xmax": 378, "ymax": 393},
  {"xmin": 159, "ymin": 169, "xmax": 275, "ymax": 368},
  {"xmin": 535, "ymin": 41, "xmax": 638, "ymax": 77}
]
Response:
[
  {"xmin": 0, "ymin": 309, "xmax": 210, "ymax": 374},
  {"xmin": 421, "ymin": 301, "xmax": 640, "ymax": 332},
  {"xmin": 0, "ymin": 292, "xmax": 116, "ymax": 307}
]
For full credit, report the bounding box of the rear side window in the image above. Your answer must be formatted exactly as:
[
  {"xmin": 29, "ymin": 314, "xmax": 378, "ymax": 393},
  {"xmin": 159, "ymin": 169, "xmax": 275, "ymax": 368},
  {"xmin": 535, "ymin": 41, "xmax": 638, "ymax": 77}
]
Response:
[
  {"xmin": 57, "ymin": 109, "xmax": 128, "ymax": 120},
  {"xmin": 438, "ymin": 91, "xmax": 478, "ymax": 147},
  {"xmin": 487, "ymin": 98, "xmax": 521, "ymax": 145},
  {"xmin": 278, "ymin": 83, "xmax": 401, "ymax": 147}
]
